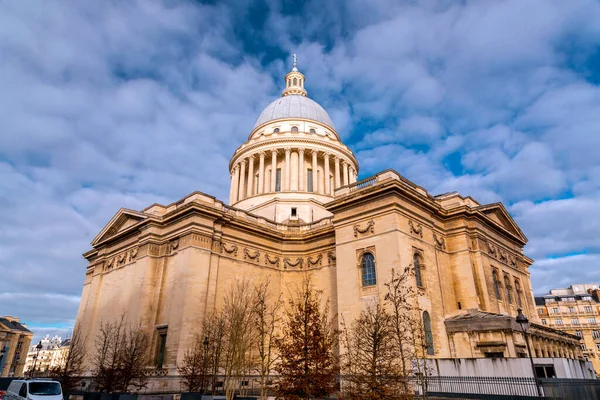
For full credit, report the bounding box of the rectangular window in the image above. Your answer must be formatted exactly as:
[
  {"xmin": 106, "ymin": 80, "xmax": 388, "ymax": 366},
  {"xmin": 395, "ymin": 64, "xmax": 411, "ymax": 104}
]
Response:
[
  {"xmin": 555, "ymin": 319, "xmax": 563, "ymax": 325},
  {"xmin": 552, "ymin": 307, "xmax": 559, "ymax": 314},
  {"xmin": 589, "ymin": 318, "xmax": 597, "ymax": 324},
  {"xmin": 291, "ymin": 207, "xmax": 297, "ymax": 218},
  {"xmin": 541, "ymin": 319, "xmax": 547, "ymax": 325},
  {"xmin": 569, "ymin": 307, "xmax": 576, "ymax": 313},
  {"xmin": 593, "ymin": 330, "xmax": 600, "ymax": 340},
  {"xmin": 576, "ymin": 331, "xmax": 583, "ymax": 338},
  {"xmin": 156, "ymin": 327, "xmax": 168, "ymax": 369},
  {"xmin": 585, "ymin": 306, "xmax": 593, "ymax": 313},
  {"xmin": 596, "ymin": 344, "xmax": 600, "ymax": 351},
  {"xmin": 538, "ymin": 309, "xmax": 545, "ymax": 315},
  {"xmin": 581, "ymin": 344, "xmax": 586, "ymax": 350},
  {"xmin": 572, "ymin": 319, "xmax": 580, "ymax": 325},
  {"xmin": 307, "ymin": 169, "xmax": 313, "ymax": 192},
  {"xmin": 275, "ymin": 169, "xmax": 281, "ymax": 192}
]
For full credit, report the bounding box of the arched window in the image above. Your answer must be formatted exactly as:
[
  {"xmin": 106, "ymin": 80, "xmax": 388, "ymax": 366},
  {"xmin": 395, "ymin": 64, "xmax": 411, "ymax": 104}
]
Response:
[
  {"xmin": 287, "ymin": 79, "xmax": 291, "ymax": 87},
  {"xmin": 309, "ymin": 128, "xmax": 316, "ymax": 134},
  {"xmin": 492, "ymin": 270, "xmax": 501, "ymax": 300},
  {"xmin": 423, "ymin": 311, "xmax": 434, "ymax": 355},
  {"xmin": 291, "ymin": 126, "xmax": 298, "ymax": 132},
  {"xmin": 361, "ymin": 253, "xmax": 376, "ymax": 287},
  {"xmin": 414, "ymin": 253, "xmax": 423, "ymax": 287},
  {"xmin": 293, "ymin": 77, "xmax": 297, "ymax": 85},
  {"xmin": 504, "ymin": 275, "xmax": 512, "ymax": 304},
  {"xmin": 273, "ymin": 128, "xmax": 280, "ymax": 133},
  {"xmin": 515, "ymin": 280, "xmax": 523, "ymax": 308}
]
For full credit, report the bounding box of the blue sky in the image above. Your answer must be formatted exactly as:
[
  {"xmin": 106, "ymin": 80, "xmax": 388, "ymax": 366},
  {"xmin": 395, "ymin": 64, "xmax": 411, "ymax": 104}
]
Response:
[{"xmin": 1, "ymin": 0, "xmax": 600, "ymax": 341}]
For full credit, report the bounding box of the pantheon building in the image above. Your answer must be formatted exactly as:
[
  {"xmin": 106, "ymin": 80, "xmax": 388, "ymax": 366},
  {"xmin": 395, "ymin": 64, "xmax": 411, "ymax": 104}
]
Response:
[{"xmin": 75, "ymin": 62, "xmax": 589, "ymax": 379}]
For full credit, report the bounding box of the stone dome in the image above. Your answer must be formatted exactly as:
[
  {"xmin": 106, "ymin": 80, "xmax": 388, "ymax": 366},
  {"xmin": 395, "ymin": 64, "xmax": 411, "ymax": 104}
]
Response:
[{"xmin": 254, "ymin": 95, "xmax": 335, "ymax": 129}]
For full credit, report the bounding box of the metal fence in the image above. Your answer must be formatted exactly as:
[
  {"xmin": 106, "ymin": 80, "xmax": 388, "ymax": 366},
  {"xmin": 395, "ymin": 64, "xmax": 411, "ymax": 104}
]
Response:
[{"xmin": 409, "ymin": 376, "xmax": 541, "ymax": 399}]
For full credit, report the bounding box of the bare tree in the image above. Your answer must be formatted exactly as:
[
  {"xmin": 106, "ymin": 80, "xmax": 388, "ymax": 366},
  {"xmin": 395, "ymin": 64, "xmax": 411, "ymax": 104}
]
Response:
[
  {"xmin": 222, "ymin": 279, "xmax": 258, "ymax": 400},
  {"xmin": 276, "ymin": 278, "xmax": 338, "ymax": 400},
  {"xmin": 48, "ymin": 326, "xmax": 86, "ymax": 393},
  {"xmin": 252, "ymin": 278, "xmax": 283, "ymax": 400},
  {"xmin": 340, "ymin": 302, "xmax": 403, "ymax": 400},
  {"xmin": 204, "ymin": 310, "xmax": 226, "ymax": 395},
  {"xmin": 384, "ymin": 266, "xmax": 433, "ymax": 399},
  {"xmin": 178, "ymin": 335, "xmax": 208, "ymax": 392},
  {"xmin": 91, "ymin": 316, "xmax": 150, "ymax": 393}
]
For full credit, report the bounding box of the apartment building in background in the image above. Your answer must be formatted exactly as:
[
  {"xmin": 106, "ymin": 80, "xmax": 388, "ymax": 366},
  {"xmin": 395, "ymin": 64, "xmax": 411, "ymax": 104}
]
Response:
[
  {"xmin": 0, "ymin": 316, "xmax": 34, "ymax": 377},
  {"xmin": 536, "ymin": 283, "xmax": 600, "ymax": 375}
]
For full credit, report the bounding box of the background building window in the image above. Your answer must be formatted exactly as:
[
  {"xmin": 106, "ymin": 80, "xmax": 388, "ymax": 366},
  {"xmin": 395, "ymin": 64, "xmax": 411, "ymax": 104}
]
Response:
[
  {"xmin": 492, "ymin": 271, "xmax": 501, "ymax": 300},
  {"xmin": 592, "ymin": 330, "xmax": 600, "ymax": 340},
  {"xmin": 307, "ymin": 169, "xmax": 313, "ymax": 192},
  {"xmin": 569, "ymin": 307, "xmax": 576, "ymax": 313},
  {"xmin": 589, "ymin": 318, "xmax": 597, "ymax": 324},
  {"xmin": 504, "ymin": 275, "xmax": 512, "ymax": 304},
  {"xmin": 575, "ymin": 330, "xmax": 583, "ymax": 338},
  {"xmin": 555, "ymin": 319, "xmax": 563, "ymax": 325},
  {"xmin": 423, "ymin": 311, "xmax": 434, "ymax": 355},
  {"xmin": 414, "ymin": 253, "xmax": 423, "ymax": 287},
  {"xmin": 552, "ymin": 307, "xmax": 559, "ymax": 313},
  {"xmin": 585, "ymin": 306, "xmax": 593, "ymax": 313},
  {"xmin": 572, "ymin": 319, "xmax": 580, "ymax": 325},
  {"xmin": 275, "ymin": 169, "xmax": 281, "ymax": 192},
  {"xmin": 361, "ymin": 253, "xmax": 376, "ymax": 287},
  {"xmin": 541, "ymin": 319, "xmax": 547, "ymax": 325}
]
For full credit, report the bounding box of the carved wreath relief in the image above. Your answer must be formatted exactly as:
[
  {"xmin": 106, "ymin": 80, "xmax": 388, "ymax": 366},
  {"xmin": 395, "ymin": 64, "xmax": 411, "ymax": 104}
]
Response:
[
  {"xmin": 409, "ymin": 220, "xmax": 423, "ymax": 238},
  {"xmin": 433, "ymin": 233, "xmax": 446, "ymax": 250},
  {"xmin": 284, "ymin": 257, "xmax": 304, "ymax": 269},
  {"xmin": 244, "ymin": 247, "xmax": 260, "ymax": 262},
  {"xmin": 354, "ymin": 219, "xmax": 375, "ymax": 237}
]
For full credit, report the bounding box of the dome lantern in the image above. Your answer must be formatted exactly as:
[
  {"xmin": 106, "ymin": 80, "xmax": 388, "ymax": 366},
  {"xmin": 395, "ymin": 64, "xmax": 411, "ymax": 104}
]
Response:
[{"xmin": 282, "ymin": 54, "xmax": 307, "ymax": 97}]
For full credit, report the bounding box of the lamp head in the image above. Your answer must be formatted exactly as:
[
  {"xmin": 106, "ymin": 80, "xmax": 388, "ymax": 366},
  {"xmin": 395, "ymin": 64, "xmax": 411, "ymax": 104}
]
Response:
[
  {"xmin": 36, "ymin": 341, "xmax": 43, "ymax": 350},
  {"xmin": 516, "ymin": 308, "xmax": 529, "ymax": 324}
]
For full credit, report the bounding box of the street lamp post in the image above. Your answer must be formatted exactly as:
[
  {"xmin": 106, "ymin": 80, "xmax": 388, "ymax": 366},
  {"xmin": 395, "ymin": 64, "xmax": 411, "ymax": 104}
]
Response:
[
  {"xmin": 516, "ymin": 308, "xmax": 543, "ymax": 397},
  {"xmin": 30, "ymin": 341, "xmax": 43, "ymax": 378},
  {"xmin": 201, "ymin": 336, "xmax": 209, "ymax": 394}
]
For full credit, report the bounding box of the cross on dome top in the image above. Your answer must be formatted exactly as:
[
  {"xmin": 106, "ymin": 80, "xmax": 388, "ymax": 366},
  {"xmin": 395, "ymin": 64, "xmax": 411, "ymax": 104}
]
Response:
[{"xmin": 282, "ymin": 53, "xmax": 307, "ymax": 97}]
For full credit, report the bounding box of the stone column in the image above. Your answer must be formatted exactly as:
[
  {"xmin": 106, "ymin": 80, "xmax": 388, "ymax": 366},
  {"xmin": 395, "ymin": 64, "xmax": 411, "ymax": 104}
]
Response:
[
  {"xmin": 350, "ymin": 167, "xmax": 357, "ymax": 183},
  {"xmin": 270, "ymin": 149, "xmax": 277, "ymax": 192},
  {"xmin": 247, "ymin": 155, "xmax": 255, "ymax": 197},
  {"xmin": 324, "ymin": 152, "xmax": 330, "ymax": 195},
  {"xmin": 231, "ymin": 164, "xmax": 240, "ymax": 203},
  {"xmin": 229, "ymin": 172, "xmax": 235, "ymax": 204},
  {"xmin": 311, "ymin": 150, "xmax": 318, "ymax": 193},
  {"xmin": 258, "ymin": 152, "xmax": 265, "ymax": 194},
  {"xmin": 342, "ymin": 160, "xmax": 349, "ymax": 186},
  {"xmin": 298, "ymin": 148, "xmax": 305, "ymax": 191},
  {"xmin": 334, "ymin": 156, "xmax": 341, "ymax": 189},
  {"xmin": 284, "ymin": 148, "xmax": 291, "ymax": 191},
  {"xmin": 239, "ymin": 159, "xmax": 246, "ymax": 200}
]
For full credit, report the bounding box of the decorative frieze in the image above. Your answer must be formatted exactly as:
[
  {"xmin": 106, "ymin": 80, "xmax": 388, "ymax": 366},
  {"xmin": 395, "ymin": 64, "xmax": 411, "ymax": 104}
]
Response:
[
  {"xmin": 354, "ymin": 220, "xmax": 375, "ymax": 238},
  {"xmin": 104, "ymin": 246, "xmax": 139, "ymax": 272},
  {"xmin": 308, "ymin": 254, "xmax": 322, "ymax": 266},
  {"xmin": 221, "ymin": 242, "xmax": 238, "ymax": 257},
  {"xmin": 486, "ymin": 241, "xmax": 519, "ymax": 268},
  {"xmin": 167, "ymin": 238, "xmax": 180, "ymax": 254},
  {"xmin": 284, "ymin": 257, "xmax": 304, "ymax": 269},
  {"xmin": 265, "ymin": 254, "xmax": 280, "ymax": 267},
  {"xmin": 327, "ymin": 251, "xmax": 336, "ymax": 265},
  {"xmin": 433, "ymin": 233, "xmax": 446, "ymax": 250},
  {"xmin": 409, "ymin": 220, "xmax": 423, "ymax": 238},
  {"xmin": 244, "ymin": 247, "xmax": 260, "ymax": 262}
]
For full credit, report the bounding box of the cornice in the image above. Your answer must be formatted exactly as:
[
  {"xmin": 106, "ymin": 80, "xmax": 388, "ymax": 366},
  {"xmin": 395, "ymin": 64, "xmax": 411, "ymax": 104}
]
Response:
[{"xmin": 249, "ymin": 117, "xmax": 341, "ymax": 142}]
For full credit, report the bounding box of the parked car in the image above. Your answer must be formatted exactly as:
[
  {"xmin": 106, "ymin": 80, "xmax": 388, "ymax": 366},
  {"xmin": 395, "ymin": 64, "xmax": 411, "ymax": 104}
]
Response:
[{"xmin": 5, "ymin": 379, "xmax": 63, "ymax": 400}]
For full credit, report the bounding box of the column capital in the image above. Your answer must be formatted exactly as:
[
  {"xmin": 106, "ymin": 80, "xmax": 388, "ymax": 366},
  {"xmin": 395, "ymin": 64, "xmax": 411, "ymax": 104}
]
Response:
[
  {"xmin": 298, "ymin": 147, "xmax": 305, "ymax": 154},
  {"xmin": 309, "ymin": 149, "xmax": 319, "ymax": 156},
  {"xmin": 240, "ymin": 159, "xmax": 247, "ymax": 166},
  {"xmin": 284, "ymin": 147, "xmax": 292, "ymax": 155},
  {"xmin": 340, "ymin": 159, "xmax": 347, "ymax": 166},
  {"xmin": 233, "ymin": 163, "xmax": 240, "ymax": 171},
  {"xmin": 257, "ymin": 151, "xmax": 266, "ymax": 158},
  {"xmin": 323, "ymin": 152, "xmax": 331, "ymax": 158},
  {"xmin": 334, "ymin": 155, "xmax": 341, "ymax": 162},
  {"xmin": 270, "ymin": 148, "xmax": 278, "ymax": 155}
]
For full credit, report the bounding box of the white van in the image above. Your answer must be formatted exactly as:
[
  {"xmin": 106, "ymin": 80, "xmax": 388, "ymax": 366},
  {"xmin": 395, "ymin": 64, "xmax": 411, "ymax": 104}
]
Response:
[{"xmin": 5, "ymin": 380, "xmax": 63, "ymax": 400}]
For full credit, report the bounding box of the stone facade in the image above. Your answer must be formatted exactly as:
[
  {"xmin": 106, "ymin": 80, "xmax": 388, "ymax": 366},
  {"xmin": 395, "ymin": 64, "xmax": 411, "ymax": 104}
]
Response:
[
  {"xmin": 0, "ymin": 316, "xmax": 33, "ymax": 377},
  {"xmin": 536, "ymin": 284, "xmax": 600, "ymax": 375},
  {"xmin": 74, "ymin": 62, "xmax": 583, "ymax": 377}
]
